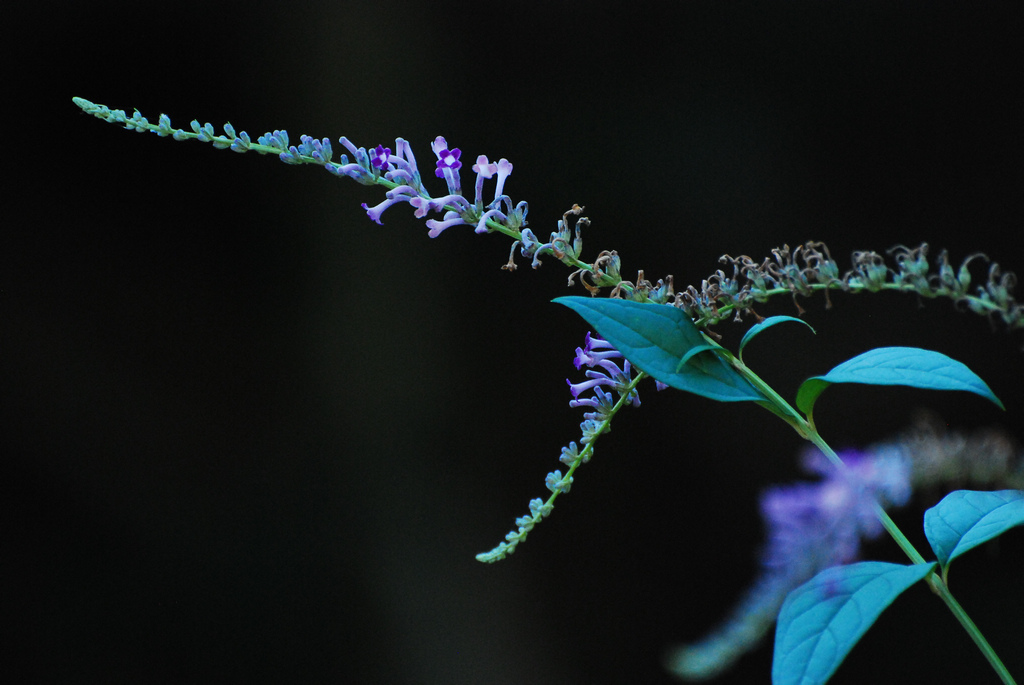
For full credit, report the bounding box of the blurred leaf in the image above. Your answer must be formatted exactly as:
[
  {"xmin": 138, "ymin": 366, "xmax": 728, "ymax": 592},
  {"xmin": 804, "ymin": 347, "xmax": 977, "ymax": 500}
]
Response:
[{"xmin": 773, "ymin": 561, "xmax": 936, "ymax": 685}]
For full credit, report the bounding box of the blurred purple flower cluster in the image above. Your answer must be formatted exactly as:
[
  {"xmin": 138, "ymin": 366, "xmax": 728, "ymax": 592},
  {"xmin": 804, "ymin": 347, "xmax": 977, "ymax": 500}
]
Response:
[{"xmin": 667, "ymin": 446, "xmax": 912, "ymax": 680}]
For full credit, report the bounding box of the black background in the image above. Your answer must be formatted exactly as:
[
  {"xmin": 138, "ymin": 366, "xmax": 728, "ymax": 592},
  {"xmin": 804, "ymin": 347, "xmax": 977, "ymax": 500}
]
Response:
[{"xmin": 7, "ymin": 2, "xmax": 1023, "ymax": 682}]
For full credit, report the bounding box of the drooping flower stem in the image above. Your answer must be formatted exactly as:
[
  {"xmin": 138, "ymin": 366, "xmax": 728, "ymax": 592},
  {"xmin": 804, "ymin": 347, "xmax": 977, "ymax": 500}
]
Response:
[
  {"xmin": 75, "ymin": 98, "xmax": 1021, "ymax": 337},
  {"xmin": 474, "ymin": 370, "xmax": 646, "ymax": 563}
]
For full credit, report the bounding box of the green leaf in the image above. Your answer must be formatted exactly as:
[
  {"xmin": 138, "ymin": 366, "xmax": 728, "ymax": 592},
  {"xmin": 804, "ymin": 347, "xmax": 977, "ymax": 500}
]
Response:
[
  {"xmin": 738, "ymin": 315, "xmax": 815, "ymax": 360},
  {"xmin": 795, "ymin": 346, "xmax": 1004, "ymax": 418},
  {"xmin": 554, "ymin": 297, "xmax": 764, "ymax": 402},
  {"xmin": 773, "ymin": 561, "xmax": 936, "ymax": 685},
  {"xmin": 674, "ymin": 343, "xmax": 719, "ymax": 372},
  {"xmin": 795, "ymin": 378, "xmax": 830, "ymax": 418},
  {"xmin": 924, "ymin": 489, "xmax": 1024, "ymax": 572}
]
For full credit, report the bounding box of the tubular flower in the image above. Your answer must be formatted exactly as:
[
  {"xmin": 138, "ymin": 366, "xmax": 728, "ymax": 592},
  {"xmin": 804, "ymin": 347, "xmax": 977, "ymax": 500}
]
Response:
[
  {"xmin": 432, "ymin": 136, "xmax": 463, "ymax": 194},
  {"xmin": 567, "ymin": 332, "xmax": 641, "ymax": 409}
]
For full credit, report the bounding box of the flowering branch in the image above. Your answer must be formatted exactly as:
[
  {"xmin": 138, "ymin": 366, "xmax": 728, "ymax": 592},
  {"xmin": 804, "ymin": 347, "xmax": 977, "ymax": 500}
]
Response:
[
  {"xmin": 75, "ymin": 97, "xmax": 1022, "ymax": 681},
  {"xmin": 684, "ymin": 242, "xmax": 1023, "ymax": 331},
  {"xmin": 75, "ymin": 97, "xmax": 1023, "ymax": 564},
  {"xmin": 475, "ymin": 334, "xmax": 648, "ymax": 562},
  {"xmin": 74, "ymin": 98, "xmax": 1021, "ymax": 339},
  {"xmin": 71, "ymin": 98, "xmax": 617, "ymax": 286}
]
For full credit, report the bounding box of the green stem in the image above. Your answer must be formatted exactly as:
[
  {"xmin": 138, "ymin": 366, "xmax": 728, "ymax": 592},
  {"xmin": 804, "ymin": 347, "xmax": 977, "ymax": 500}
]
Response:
[
  {"xmin": 475, "ymin": 370, "xmax": 646, "ymax": 562},
  {"xmin": 723, "ymin": 349, "xmax": 1016, "ymax": 683},
  {"xmin": 809, "ymin": 434, "xmax": 928, "ymax": 565},
  {"xmin": 556, "ymin": 372, "xmax": 645, "ymax": 494},
  {"xmin": 693, "ymin": 280, "xmax": 1014, "ymax": 329},
  {"xmin": 931, "ymin": 577, "xmax": 1017, "ymax": 684}
]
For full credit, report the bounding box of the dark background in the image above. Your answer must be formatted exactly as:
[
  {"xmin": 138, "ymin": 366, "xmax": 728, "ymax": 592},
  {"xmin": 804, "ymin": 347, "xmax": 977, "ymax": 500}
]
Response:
[{"xmin": 7, "ymin": 2, "xmax": 1023, "ymax": 682}]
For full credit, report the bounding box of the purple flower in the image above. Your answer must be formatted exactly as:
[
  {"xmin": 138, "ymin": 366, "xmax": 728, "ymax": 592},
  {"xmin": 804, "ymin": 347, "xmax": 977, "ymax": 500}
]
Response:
[
  {"xmin": 317, "ymin": 134, "xmax": 524, "ymax": 239},
  {"xmin": 471, "ymin": 154, "xmax": 497, "ymax": 206},
  {"xmin": 573, "ymin": 332, "xmax": 623, "ymax": 370},
  {"xmin": 431, "ymin": 136, "xmax": 463, "ymax": 195},
  {"xmin": 328, "ymin": 136, "xmax": 378, "ymax": 185},
  {"xmin": 667, "ymin": 447, "xmax": 912, "ymax": 680},
  {"xmin": 410, "ymin": 193, "xmax": 472, "ymax": 220},
  {"xmin": 760, "ymin": 449, "xmax": 911, "ymax": 576},
  {"xmin": 426, "ymin": 212, "xmax": 470, "ymax": 238},
  {"xmin": 361, "ymin": 197, "xmax": 403, "ymax": 225},
  {"xmin": 566, "ymin": 332, "xmax": 640, "ymax": 408},
  {"xmin": 360, "ymin": 185, "xmax": 418, "ymax": 225},
  {"xmin": 566, "ymin": 372, "xmax": 617, "ymax": 400},
  {"xmin": 336, "ymin": 135, "xmax": 365, "ymax": 163},
  {"xmin": 385, "ymin": 138, "xmax": 419, "ymax": 184},
  {"xmin": 434, "ymin": 147, "xmax": 462, "ymax": 174},
  {"xmin": 370, "ymin": 144, "xmax": 391, "ymax": 170},
  {"xmin": 568, "ymin": 385, "xmax": 615, "ymax": 422},
  {"xmin": 493, "ymin": 158, "xmax": 513, "ymax": 201}
]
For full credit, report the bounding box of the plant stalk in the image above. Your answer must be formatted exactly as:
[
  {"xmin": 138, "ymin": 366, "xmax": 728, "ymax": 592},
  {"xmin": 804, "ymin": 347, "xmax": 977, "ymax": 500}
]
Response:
[{"xmin": 727, "ymin": 352, "xmax": 1016, "ymax": 684}]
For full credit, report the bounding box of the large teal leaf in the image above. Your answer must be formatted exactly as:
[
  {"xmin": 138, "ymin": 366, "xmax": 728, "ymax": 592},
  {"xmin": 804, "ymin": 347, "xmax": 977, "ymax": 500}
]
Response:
[
  {"xmin": 924, "ymin": 489, "xmax": 1024, "ymax": 572},
  {"xmin": 795, "ymin": 346, "xmax": 1004, "ymax": 418},
  {"xmin": 738, "ymin": 315, "xmax": 815, "ymax": 361},
  {"xmin": 773, "ymin": 561, "xmax": 936, "ymax": 685},
  {"xmin": 553, "ymin": 297, "xmax": 764, "ymax": 402}
]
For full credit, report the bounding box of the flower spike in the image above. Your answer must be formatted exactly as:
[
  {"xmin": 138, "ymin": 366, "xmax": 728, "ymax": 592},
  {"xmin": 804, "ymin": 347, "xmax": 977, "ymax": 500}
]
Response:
[{"xmin": 476, "ymin": 332, "xmax": 647, "ymax": 562}]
